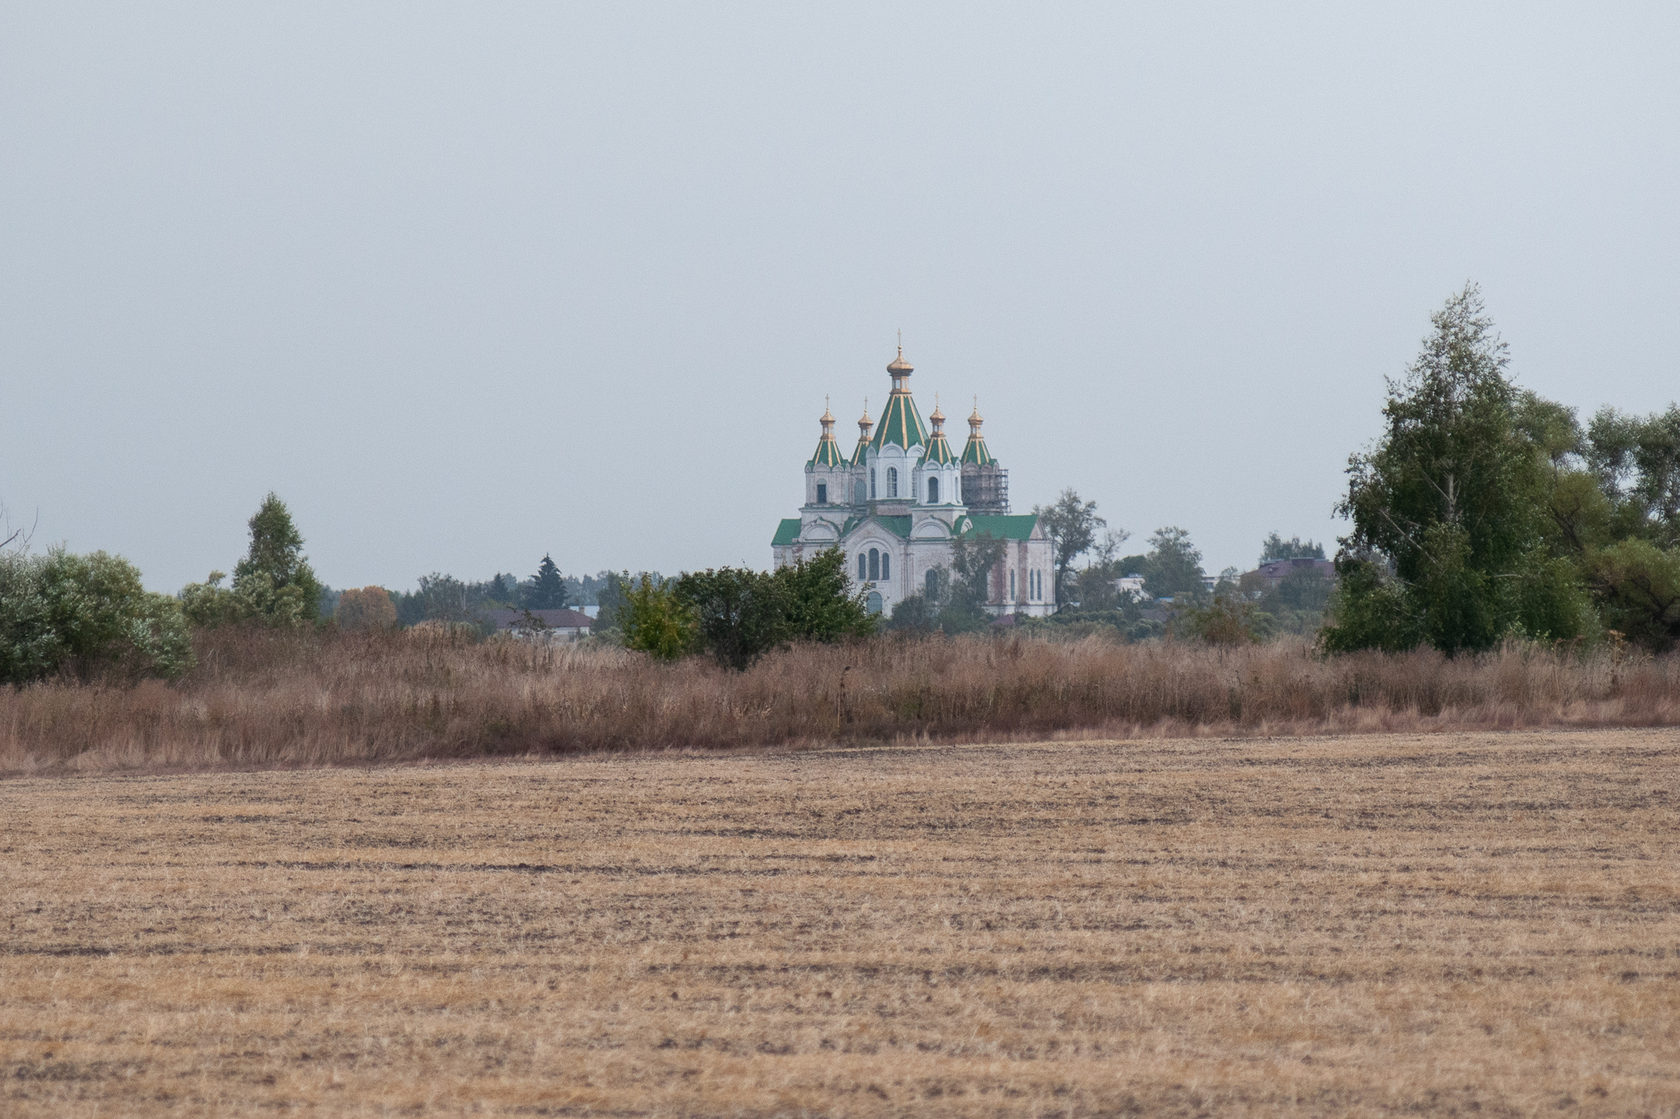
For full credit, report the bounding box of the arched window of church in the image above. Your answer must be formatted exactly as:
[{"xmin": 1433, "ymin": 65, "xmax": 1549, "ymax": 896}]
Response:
[
  {"xmin": 1010, "ymin": 570, "xmax": 1017, "ymax": 600},
  {"xmin": 816, "ymin": 483, "xmax": 827, "ymax": 504},
  {"xmin": 870, "ymin": 472, "xmax": 876, "ymax": 499},
  {"xmin": 854, "ymin": 479, "xmax": 865, "ymax": 503},
  {"xmin": 857, "ymin": 553, "xmax": 867, "ymax": 581},
  {"xmin": 926, "ymin": 568, "xmax": 940, "ymax": 599},
  {"xmin": 881, "ymin": 551, "xmax": 890, "ymax": 579},
  {"xmin": 927, "ymin": 477, "xmax": 939, "ymax": 504},
  {"xmin": 868, "ymin": 549, "xmax": 879, "ymax": 582},
  {"xmin": 866, "ymin": 591, "xmax": 883, "ymax": 615},
  {"xmin": 887, "ymin": 467, "xmax": 898, "ymax": 498}
]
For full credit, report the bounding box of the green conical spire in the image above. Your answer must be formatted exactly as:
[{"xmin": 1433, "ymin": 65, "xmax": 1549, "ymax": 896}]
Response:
[
  {"xmin": 851, "ymin": 400, "xmax": 872, "ymax": 465},
  {"xmin": 922, "ymin": 397, "xmax": 955, "ymax": 465},
  {"xmin": 960, "ymin": 399, "xmax": 997, "ymax": 466},
  {"xmin": 808, "ymin": 400, "xmax": 846, "ymax": 467},
  {"xmin": 869, "ymin": 344, "xmax": 928, "ymax": 451}
]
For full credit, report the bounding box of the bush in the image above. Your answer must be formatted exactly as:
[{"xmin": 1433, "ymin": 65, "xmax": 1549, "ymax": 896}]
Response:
[{"xmin": 1, "ymin": 549, "xmax": 193, "ymax": 684}]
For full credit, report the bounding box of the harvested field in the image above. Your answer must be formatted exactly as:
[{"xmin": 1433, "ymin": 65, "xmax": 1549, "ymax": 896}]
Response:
[{"xmin": 3, "ymin": 729, "xmax": 1679, "ymax": 1116}]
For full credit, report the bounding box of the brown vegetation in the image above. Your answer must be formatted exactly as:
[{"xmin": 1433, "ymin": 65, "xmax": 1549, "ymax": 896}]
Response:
[
  {"xmin": 4, "ymin": 628, "xmax": 1680, "ymax": 775},
  {"xmin": 4, "ymin": 730, "xmax": 1678, "ymax": 1115}
]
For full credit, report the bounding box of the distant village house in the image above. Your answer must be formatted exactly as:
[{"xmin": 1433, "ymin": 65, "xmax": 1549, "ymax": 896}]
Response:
[{"xmin": 486, "ymin": 607, "xmax": 593, "ymax": 642}]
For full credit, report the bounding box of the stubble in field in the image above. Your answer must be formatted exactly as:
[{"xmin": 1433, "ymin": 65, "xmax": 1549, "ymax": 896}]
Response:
[{"xmin": 3, "ymin": 729, "xmax": 1678, "ymax": 1115}]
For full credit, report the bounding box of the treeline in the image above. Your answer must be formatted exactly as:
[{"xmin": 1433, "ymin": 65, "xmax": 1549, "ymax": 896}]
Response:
[
  {"xmin": 373, "ymin": 566, "xmax": 661, "ymax": 630},
  {"xmin": 5, "ymin": 282, "xmax": 1679, "ymax": 690},
  {"xmin": 1324, "ymin": 284, "xmax": 1680, "ymax": 655}
]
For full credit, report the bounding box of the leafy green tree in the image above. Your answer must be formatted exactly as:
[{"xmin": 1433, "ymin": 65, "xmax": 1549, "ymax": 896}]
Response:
[
  {"xmin": 178, "ymin": 571, "xmax": 245, "ymax": 628},
  {"xmin": 1323, "ymin": 284, "xmax": 1591, "ymax": 653},
  {"xmin": 592, "ymin": 571, "xmax": 631, "ymax": 633},
  {"xmin": 1258, "ymin": 533, "xmax": 1325, "ymax": 564},
  {"xmin": 1585, "ymin": 405, "xmax": 1680, "ymax": 546},
  {"xmin": 1032, "ymin": 489, "xmax": 1106, "ymax": 606},
  {"xmin": 2, "ymin": 549, "xmax": 193, "ymax": 684},
  {"xmin": 620, "ymin": 575, "xmax": 696, "ymax": 660},
  {"xmin": 674, "ymin": 566, "xmax": 787, "ymax": 670},
  {"xmin": 942, "ymin": 532, "xmax": 1005, "ymax": 632},
  {"xmin": 415, "ymin": 573, "xmax": 480, "ymax": 627},
  {"xmin": 886, "ymin": 591, "xmax": 941, "ymax": 635},
  {"xmin": 1585, "ymin": 538, "xmax": 1680, "ymax": 651},
  {"xmin": 771, "ymin": 548, "xmax": 875, "ymax": 644},
  {"xmin": 524, "ymin": 554, "xmax": 569, "ymax": 609},
  {"xmin": 230, "ymin": 493, "xmax": 324, "ymax": 626},
  {"xmin": 1178, "ymin": 590, "xmax": 1273, "ymax": 646},
  {"xmin": 1142, "ymin": 526, "xmax": 1205, "ymax": 598}
]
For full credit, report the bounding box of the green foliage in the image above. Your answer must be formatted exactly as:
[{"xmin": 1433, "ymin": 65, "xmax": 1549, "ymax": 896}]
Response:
[
  {"xmin": 620, "ymin": 575, "xmax": 696, "ymax": 661},
  {"xmin": 179, "ymin": 571, "xmax": 245, "ymax": 628},
  {"xmin": 1032, "ymin": 489, "xmax": 1106, "ymax": 606},
  {"xmin": 1585, "ymin": 538, "xmax": 1680, "ymax": 652},
  {"xmin": 1178, "ymin": 590, "xmax": 1273, "ymax": 646},
  {"xmin": 1258, "ymin": 533, "xmax": 1325, "ymax": 564},
  {"xmin": 1324, "ymin": 284, "xmax": 1590, "ymax": 653},
  {"xmin": 232, "ymin": 493, "xmax": 323, "ymax": 625},
  {"xmin": 1142, "ymin": 526, "xmax": 1205, "ymax": 599},
  {"xmin": 1241, "ymin": 567, "xmax": 1335, "ymax": 637},
  {"xmin": 886, "ymin": 591, "xmax": 941, "ymax": 635},
  {"xmin": 1318, "ymin": 557, "xmax": 1418, "ymax": 654},
  {"xmin": 887, "ymin": 556, "xmax": 990, "ymax": 636},
  {"xmin": 592, "ymin": 571, "xmax": 632, "ymax": 634},
  {"xmin": 638, "ymin": 550, "xmax": 876, "ymax": 669},
  {"xmin": 1, "ymin": 549, "xmax": 193, "ymax": 684},
  {"xmin": 772, "ymin": 548, "xmax": 877, "ymax": 645},
  {"xmin": 1584, "ymin": 405, "xmax": 1680, "ymax": 546},
  {"xmin": 673, "ymin": 567, "xmax": 784, "ymax": 670},
  {"xmin": 524, "ymin": 554, "xmax": 569, "ymax": 609}
]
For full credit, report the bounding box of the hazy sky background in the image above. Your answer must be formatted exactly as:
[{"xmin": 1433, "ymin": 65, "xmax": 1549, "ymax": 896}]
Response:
[{"xmin": 4, "ymin": 3, "xmax": 1678, "ymax": 592}]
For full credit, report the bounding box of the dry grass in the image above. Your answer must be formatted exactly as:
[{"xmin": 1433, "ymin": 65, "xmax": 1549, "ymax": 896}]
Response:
[
  {"xmin": 4, "ymin": 628, "xmax": 1680, "ymax": 775},
  {"xmin": 3, "ymin": 729, "xmax": 1679, "ymax": 1116}
]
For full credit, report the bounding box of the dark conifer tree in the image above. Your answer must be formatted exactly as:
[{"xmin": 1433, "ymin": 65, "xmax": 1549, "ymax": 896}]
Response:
[{"xmin": 524, "ymin": 554, "xmax": 569, "ymax": 609}]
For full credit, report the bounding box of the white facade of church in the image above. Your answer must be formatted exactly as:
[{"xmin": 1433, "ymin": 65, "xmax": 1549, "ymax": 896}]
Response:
[{"xmin": 772, "ymin": 347, "xmax": 1055, "ymax": 618}]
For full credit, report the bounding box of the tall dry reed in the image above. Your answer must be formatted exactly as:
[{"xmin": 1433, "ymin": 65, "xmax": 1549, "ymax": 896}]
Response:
[{"xmin": 3, "ymin": 627, "xmax": 1678, "ymax": 774}]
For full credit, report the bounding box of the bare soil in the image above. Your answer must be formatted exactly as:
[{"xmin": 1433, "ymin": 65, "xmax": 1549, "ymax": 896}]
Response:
[{"xmin": 4, "ymin": 729, "xmax": 1678, "ymax": 1116}]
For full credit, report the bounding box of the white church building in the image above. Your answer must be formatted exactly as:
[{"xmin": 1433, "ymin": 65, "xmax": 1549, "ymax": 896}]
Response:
[{"xmin": 772, "ymin": 345, "xmax": 1055, "ymax": 618}]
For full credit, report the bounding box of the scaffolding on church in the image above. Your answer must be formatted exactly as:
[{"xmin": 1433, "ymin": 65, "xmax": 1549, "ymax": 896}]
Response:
[{"xmin": 960, "ymin": 463, "xmax": 1010, "ymax": 514}]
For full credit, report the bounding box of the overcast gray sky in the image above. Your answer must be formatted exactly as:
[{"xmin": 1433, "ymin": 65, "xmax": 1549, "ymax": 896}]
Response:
[{"xmin": 4, "ymin": 3, "xmax": 1677, "ymax": 592}]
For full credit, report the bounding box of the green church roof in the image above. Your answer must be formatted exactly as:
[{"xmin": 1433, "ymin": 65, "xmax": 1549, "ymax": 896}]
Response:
[
  {"xmin": 869, "ymin": 387, "xmax": 927, "ymax": 451},
  {"xmin": 959, "ymin": 514, "xmax": 1038, "ymax": 541},
  {"xmin": 923, "ymin": 428, "xmax": 955, "ymax": 466},
  {"xmin": 772, "ymin": 518, "xmax": 801, "ymax": 546},
  {"xmin": 808, "ymin": 431, "xmax": 847, "ymax": 467},
  {"xmin": 960, "ymin": 403, "xmax": 997, "ymax": 466},
  {"xmin": 960, "ymin": 431, "xmax": 996, "ymax": 466}
]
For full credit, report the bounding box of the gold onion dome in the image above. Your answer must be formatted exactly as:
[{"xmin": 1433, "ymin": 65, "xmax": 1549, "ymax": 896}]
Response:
[
  {"xmin": 887, "ymin": 345, "xmax": 913, "ymax": 376},
  {"xmin": 808, "ymin": 397, "xmax": 846, "ymax": 468},
  {"xmin": 930, "ymin": 398, "xmax": 945, "ymax": 430}
]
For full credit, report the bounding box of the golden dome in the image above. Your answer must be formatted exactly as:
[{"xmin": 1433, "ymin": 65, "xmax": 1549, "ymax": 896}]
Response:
[{"xmin": 886, "ymin": 342, "xmax": 913, "ymax": 375}]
